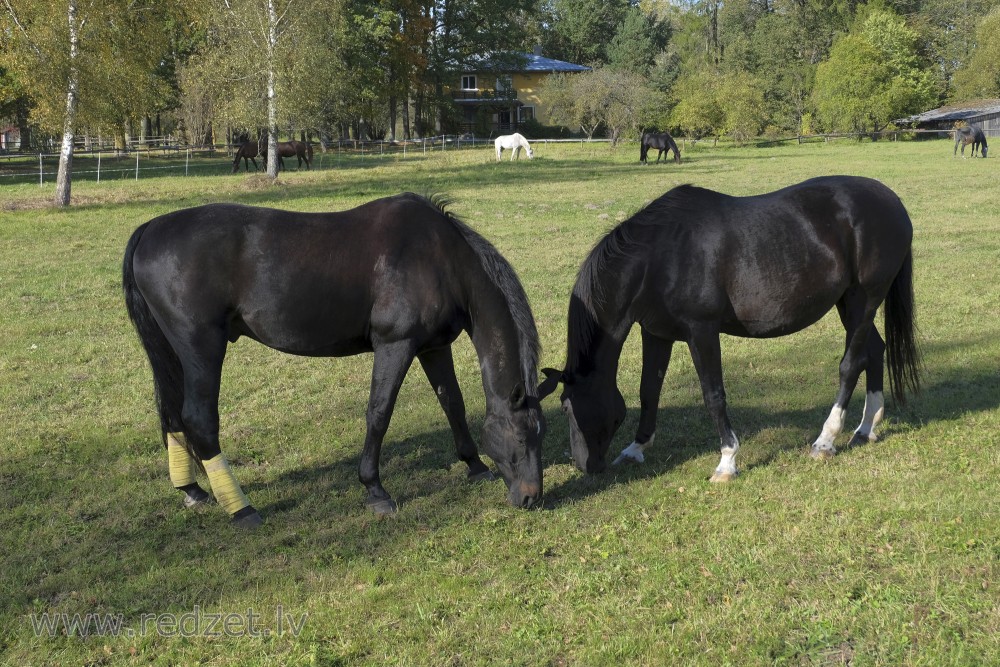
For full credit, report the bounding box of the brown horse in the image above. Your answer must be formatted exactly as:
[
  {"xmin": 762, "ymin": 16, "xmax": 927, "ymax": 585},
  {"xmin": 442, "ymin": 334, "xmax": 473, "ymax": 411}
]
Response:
[
  {"xmin": 231, "ymin": 141, "xmax": 263, "ymax": 173},
  {"xmin": 271, "ymin": 140, "xmax": 313, "ymax": 170}
]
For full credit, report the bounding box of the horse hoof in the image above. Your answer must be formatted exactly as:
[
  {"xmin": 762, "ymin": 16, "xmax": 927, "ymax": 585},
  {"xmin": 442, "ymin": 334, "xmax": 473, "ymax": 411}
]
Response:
[
  {"xmin": 230, "ymin": 506, "xmax": 263, "ymax": 529},
  {"xmin": 366, "ymin": 497, "xmax": 398, "ymax": 516},
  {"xmin": 810, "ymin": 447, "xmax": 837, "ymax": 460},
  {"xmin": 468, "ymin": 469, "xmax": 497, "ymax": 483},
  {"xmin": 848, "ymin": 432, "xmax": 877, "ymax": 448},
  {"xmin": 182, "ymin": 487, "xmax": 212, "ymax": 508},
  {"xmin": 709, "ymin": 471, "xmax": 737, "ymax": 483}
]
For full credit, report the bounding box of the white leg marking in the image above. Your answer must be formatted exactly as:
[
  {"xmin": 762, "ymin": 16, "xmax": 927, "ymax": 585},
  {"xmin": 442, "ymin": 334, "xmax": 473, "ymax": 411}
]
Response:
[
  {"xmin": 612, "ymin": 432, "xmax": 655, "ymax": 465},
  {"xmin": 853, "ymin": 391, "xmax": 884, "ymax": 443},
  {"xmin": 710, "ymin": 433, "xmax": 740, "ymax": 482},
  {"xmin": 812, "ymin": 405, "xmax": 846, "ymax": 457}
]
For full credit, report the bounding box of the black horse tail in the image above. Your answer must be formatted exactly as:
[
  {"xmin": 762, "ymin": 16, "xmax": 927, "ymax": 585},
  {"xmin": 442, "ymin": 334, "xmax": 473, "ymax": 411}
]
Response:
[
  {"xmin": 123, "ymin": 222, "xmax": 187, "ymax": 449},
  {"xmin": 639, "ymin": 134, "xmax": 649, "ymax": 162},
  {"xmin": 884, "ymin": 250, "xmax": 921, "ymax": 405},
  {"xmin": 306, "ymin": 142, "xmax": 313, "ymax": 161}
]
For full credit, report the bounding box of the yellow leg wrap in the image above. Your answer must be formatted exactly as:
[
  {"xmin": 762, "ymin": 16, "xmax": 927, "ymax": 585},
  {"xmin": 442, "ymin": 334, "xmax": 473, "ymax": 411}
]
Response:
[
  {"xmin": 167, "ymin": 433, "xmax": 198, "ymax": 488},
  {"xmin": 204, "ymin": 454, "xmax": 250, "ymax": 515}
]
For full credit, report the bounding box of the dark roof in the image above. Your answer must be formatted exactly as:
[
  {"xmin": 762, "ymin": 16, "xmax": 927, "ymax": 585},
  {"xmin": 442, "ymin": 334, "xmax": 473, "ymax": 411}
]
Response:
[{"xmin": 897, "ymin": 100, "xmax": 1000, "ymax": 124}]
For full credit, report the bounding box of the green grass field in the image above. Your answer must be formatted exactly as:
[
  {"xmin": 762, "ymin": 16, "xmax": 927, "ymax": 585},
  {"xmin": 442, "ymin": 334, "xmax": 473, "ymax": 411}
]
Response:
[{"xmin": 1, "ymin": 139, "xmax": 998, "ymax": 666}]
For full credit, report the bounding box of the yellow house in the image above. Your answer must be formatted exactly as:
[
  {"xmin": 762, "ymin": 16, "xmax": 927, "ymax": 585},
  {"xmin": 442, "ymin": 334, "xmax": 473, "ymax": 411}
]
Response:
[{"xmin": 449, "ymin": 51, "xmax": 590, "ymax": 134}]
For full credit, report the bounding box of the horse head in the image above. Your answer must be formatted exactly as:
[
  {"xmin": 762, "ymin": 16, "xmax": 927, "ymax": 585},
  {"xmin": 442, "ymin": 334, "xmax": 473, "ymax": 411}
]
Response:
[
  {"xmin": 481, "ymin": 382, "xmax": 545, "ymax": 507},
  {"xmin": 538, "ymin": 367, "xmax": 625, "ymax": 474}
]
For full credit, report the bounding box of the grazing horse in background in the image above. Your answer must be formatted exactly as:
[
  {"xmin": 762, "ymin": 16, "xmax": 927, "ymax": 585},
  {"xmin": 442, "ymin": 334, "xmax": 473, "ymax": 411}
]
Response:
[
  {"xmin": 495, "ymin": 133, "xmax": 533, "ymax": 161},
  {"xmin": 232, "ymin": 140, "xmax": 264, "ymax": 172},
  {"xmin": 123, "ymin": 193, "xmax": 545, "ymax": 528},
  {"xmin": 538, "ymin": 176, "xmax": 920, "ymax": 483},
  {"xmin": 269, "ymin": 140, "xmax": 313, "ymax": 170},
  {"xmin": 954, "ymin": 126, "xmax": 988, "ymax": 158},
  {"xmin": 639, "ymin": 131, "xmax": 681, "ymax": 164}
]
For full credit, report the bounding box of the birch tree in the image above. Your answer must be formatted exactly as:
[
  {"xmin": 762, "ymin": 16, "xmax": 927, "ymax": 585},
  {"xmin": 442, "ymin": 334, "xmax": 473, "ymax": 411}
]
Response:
[{"xmin": 1, "ymin": 0, "xmax": 179, "ymax": 205}]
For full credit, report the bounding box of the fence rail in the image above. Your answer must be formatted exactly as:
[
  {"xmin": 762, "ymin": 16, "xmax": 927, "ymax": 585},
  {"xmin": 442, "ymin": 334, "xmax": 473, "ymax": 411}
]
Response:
[{"xmin": 0, "ymin": 129, "xmax": 983, "ymax": 186}]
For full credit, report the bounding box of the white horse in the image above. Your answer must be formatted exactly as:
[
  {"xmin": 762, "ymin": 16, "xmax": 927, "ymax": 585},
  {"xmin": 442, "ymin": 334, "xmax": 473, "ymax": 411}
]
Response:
[{"xmin": 495, "ymin": 133, "xmax": 533, "ymax": 161}]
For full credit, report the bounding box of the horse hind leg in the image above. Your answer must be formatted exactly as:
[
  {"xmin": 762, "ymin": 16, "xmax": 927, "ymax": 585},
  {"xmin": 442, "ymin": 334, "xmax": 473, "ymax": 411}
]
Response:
[
  {"xmin": 176, "ymin": 327, "xmax": 262, "ymax": 527},
  {"xmin": 360, "ymin": 339, "xmax": 418, "ymax": 515},
  {"xmin": 848, "ymin": 328, "xmax": 886, "ymax": 447},
  {"xmin": 418, "ymin": 346, "xmax": 495, "ymax": 482},
  {"xmin": 811, "ymin": 292, "xmax": 880, "ymax": 459}
]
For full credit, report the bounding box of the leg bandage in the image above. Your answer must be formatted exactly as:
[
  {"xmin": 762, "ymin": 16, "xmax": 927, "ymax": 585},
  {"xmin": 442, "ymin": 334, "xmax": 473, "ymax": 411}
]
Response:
[
  {"xmin": 167, "ymin": 433, "xmax": 198, "ymax": 488},
  {"xmin": 203, "ymin": 454, "xmax": 250, "ymax": 515}
]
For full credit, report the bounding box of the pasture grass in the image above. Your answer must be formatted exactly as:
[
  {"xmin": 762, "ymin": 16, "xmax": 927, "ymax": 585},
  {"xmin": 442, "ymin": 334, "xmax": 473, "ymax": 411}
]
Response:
[{"xmin": 1, "ymin": 139, "xmax": 998, "ymax": 666}]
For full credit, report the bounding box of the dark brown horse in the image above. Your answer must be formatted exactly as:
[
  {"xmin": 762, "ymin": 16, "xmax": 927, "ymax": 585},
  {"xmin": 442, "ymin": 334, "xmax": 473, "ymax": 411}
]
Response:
[
  {"xmin": 123, "ymin": 194, "xmax": 545, "ymax": 527},
  {"xmin": 539, "ymin": 176, "xmax": 920, "ymax": 482},
  {"xmin": 231, "ymin": 140, "xmax": 263, "ymax": 173},
  {"xmin": 270, "ymin": 140, "xmax": 313, "ymax": 170},
  {"xmin": 954, "ymin": 126, "xmax": 988, "ymax": 158},
  {"xmin": 639, "ymin": 131, "xmax": 681, "ymax": 164}
]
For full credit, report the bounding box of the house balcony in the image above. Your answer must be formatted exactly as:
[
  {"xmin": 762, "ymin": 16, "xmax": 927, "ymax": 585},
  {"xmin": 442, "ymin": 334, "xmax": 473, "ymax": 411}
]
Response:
[{"xmin": 453, "ymin": 89, "xmax": 520, "ymax": 104}]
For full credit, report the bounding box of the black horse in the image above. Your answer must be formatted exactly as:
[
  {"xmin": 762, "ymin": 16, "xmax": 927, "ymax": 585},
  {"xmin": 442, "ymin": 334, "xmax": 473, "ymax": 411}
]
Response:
[
  {"xmin": 123, "ymin": 194, "xmax": 544, "ymax": 527},
  {"xmin": 538, "ymin": 176, "xmax": 920, "ymax": 482},
  {"xmin": 231, "ymin": 140, "xmax": 264, "ymax": 173},
  {"xmin": 270, "ymin": 140, "xmax": 313, "ymax": 170},
  {"xmin": 639, "ymin": 131, "xmax": 681, "ymax": 164},
  {"xmin": 954, "ymin": 126, "xmax": 988, "ymax": 158}
]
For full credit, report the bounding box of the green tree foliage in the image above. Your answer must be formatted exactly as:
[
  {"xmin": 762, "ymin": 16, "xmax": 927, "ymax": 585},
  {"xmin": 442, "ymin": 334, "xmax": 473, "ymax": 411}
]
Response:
[
  {"xmin": 951, "ymin": 9, "xmax": 1000, "ymax": 100},
  {"xmin": 813, "ymin": 9, "xmax": 938, "ymax": 136},
  {"xmin": 545, "ymin": 0, "xmax": 629, "ymax": 66},
  {"xmin": 606, "ymin": 7, "xmax": 671, "ymax": 76},
  {"xmin": 543, "ymin": 67, "xmax": 649, "ymax": 143},
  {"xmin": 1, "ymin": 0, "xmax": 182, "ymax": 204}
]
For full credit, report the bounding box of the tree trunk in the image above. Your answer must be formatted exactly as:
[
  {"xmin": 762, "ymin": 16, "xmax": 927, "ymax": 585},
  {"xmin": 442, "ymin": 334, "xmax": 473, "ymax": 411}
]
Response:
[
  {"xmin": 266, "ymin": 0, "xmax": 279, "ymax": 178},
  {"xmin": 389, "ymin": 95, "xmax": 397, "ymax": 142},
  {"xmin": 55, "ymin": 0, "xmax": 80, "ymax": 207}
]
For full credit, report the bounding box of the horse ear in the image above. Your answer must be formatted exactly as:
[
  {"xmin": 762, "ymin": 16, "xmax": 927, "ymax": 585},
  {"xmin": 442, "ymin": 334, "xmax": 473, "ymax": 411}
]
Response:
[
  {"xmin": 509, "ymin": 382, "xmax": 527, "ymax": 409},
  {"xmin": 537, "ymin": 368, "xmax": 563, "ymax": 400}
]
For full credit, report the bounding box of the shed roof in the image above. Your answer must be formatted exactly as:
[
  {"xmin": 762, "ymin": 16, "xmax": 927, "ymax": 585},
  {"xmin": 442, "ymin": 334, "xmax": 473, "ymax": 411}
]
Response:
[{"xmin": 897, "ymin": 100, "xmax": 1000, "ymax": 125}]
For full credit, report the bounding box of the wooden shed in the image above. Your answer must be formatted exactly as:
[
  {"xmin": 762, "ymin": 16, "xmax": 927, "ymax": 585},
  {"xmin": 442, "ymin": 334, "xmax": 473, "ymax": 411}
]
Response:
[{"xmin": 896, "ymin": 100, "xmax": 1000, "ymax": 137}]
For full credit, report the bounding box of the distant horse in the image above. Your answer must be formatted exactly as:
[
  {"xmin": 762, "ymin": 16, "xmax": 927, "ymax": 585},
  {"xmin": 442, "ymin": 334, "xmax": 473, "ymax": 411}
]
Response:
[
  {"xmin": 232, "ymin": 140, "xmax": 263, "ymax": 172},
  {"xmin": 954, "ymin": 126, "xmax": 988, "ymax": 158},
  {"xmin": 639, "ymin": 131, "xmax": 681, "ymax": 164},
  {"xmin": 270, "ymin": 140, "xmax": 313, "ymax": 170},
  {"xmin": 495, "ymin": 133, "xmax": 533, "ymax": 161},
  {"xmin": 123, "ymin": 193, "xmax": 545, "ymax": 527},
  {"xmin": 538, "ymin": 176, "xmax": 920, "ymax": 483}
]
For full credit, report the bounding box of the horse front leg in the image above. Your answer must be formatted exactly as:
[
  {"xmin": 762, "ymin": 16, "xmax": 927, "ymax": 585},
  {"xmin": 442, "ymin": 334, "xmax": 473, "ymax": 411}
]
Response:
[
  {"xmin": 418, "ymin": 345, "xmax": 495, "ymax": 482},
  {"xmin": 614, "ymin": 329, "xmax": 673, "ymax": 465},
  {"xmin": 360, "ymin": 340, "xmax": 416, "ymax": 515},
  {"xmin": 687, "ymin": 328, "xmax": 740, "ymax": 482}
]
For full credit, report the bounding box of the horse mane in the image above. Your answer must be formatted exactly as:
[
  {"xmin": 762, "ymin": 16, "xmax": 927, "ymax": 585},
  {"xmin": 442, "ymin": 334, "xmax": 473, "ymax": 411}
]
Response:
[
  {"xmin": 566, "ymin": 185, "xmax": 704, "ymax": 374},
  {"xmin": 410, "ymin": 193, "xmax": 541, "ymax": 392}
]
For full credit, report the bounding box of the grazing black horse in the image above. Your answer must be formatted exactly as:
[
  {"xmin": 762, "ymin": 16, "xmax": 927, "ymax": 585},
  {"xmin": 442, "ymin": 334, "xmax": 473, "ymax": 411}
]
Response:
[
  {"xmin": 123, "ymin": 193, "xmax": 544, "ymax": 527},
  {"xmin": 231, "ymin": 140, "xmax": 264, "ymax": 172},
  {"xmin": 639, "ymin": 131, "xmax": 681, "ymax": 164},
  {"xmin": 954, "ymin": 126, "xmax": 988, "ymax": 158},
  {"xmin": 270, "ymin": 140, "xmax": 313, "ymax": 170},
  {"xmin": 538, "ymin": 176, "xmax": 920, "ymax": 482}
]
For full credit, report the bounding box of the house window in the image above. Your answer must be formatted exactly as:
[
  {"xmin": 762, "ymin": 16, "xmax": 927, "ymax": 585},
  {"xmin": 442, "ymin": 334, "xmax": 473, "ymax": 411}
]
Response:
[
  {"xmin": 461, "ymin": 74, "xmax": 477, "ymax": 90},
  {"xmin": 519, "ymin": 106, "xmax": 535, "ymax": 122},
  {"xmin": 496, "ymin": 75, "xmax": 513, "ymax": 93}
]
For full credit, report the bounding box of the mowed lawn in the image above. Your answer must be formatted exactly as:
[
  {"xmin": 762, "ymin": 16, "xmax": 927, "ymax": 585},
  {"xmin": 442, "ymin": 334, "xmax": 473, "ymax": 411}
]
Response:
[{"xmin": 1, "ymin": 139, "xmax": 997, "ymax": 666}]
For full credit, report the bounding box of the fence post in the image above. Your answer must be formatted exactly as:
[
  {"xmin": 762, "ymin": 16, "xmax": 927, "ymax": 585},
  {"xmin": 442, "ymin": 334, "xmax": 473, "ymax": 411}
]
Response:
[
  {"xmin": 135, "ymin": 152, "xmax": 140, "ymax": 180},
  {"xmin": 185, "ymin": 149, "xmax": 190, "ymax": 176},
  {"xmin": 39, "ymin": 153, "xmax": 43, "ymax": 186},
  {"xmin": 97, "ymin": 152, "xmax": 101, "ymax": 182}
]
